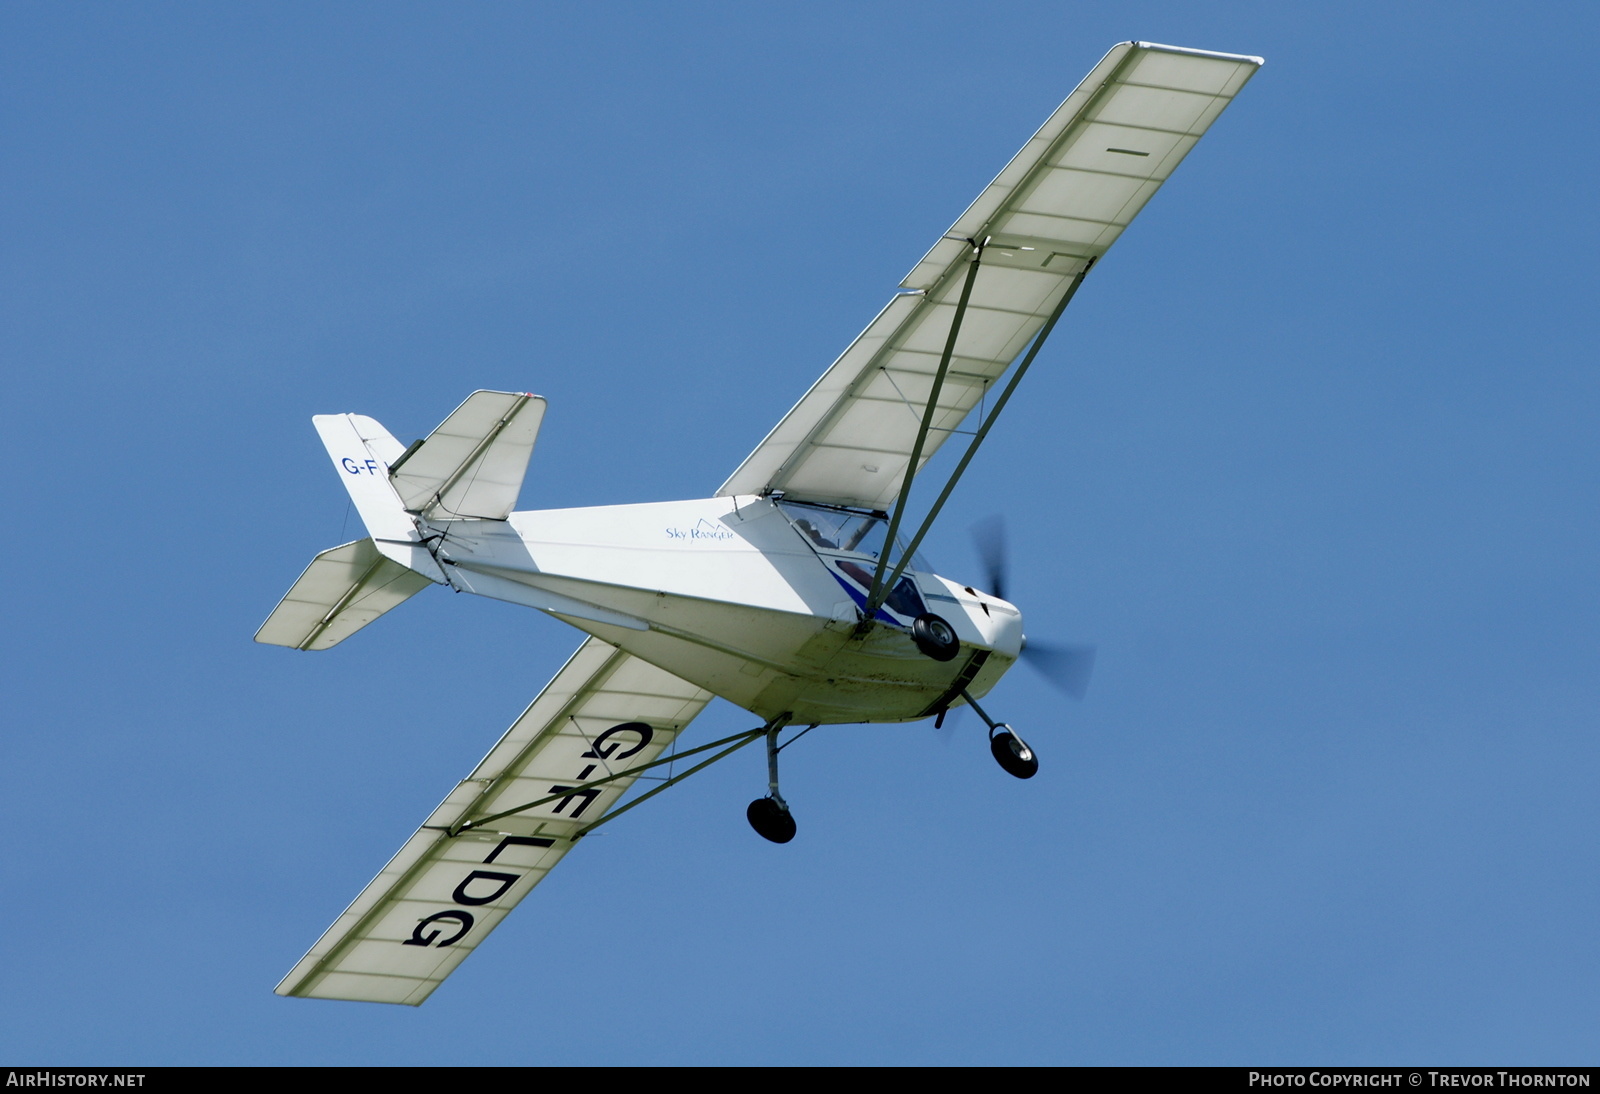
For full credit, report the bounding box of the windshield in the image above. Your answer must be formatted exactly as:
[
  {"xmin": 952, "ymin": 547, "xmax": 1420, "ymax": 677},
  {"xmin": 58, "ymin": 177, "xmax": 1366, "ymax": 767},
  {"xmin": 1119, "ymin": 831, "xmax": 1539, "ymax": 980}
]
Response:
[
  {"xmin": 781, "ymin": 503, "xmax": 886, "ymax": 555},
  {"xmin": 777, "ymin": 501, "xmax": 931, "ymax": 570}
]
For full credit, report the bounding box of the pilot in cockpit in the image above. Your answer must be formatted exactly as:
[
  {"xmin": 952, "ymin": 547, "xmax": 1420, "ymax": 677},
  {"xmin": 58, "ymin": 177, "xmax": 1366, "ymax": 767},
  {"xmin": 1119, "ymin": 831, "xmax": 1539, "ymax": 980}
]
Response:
[{"xmin": 793, "ymin": 519, "xmax": 837, "ymax": 549}]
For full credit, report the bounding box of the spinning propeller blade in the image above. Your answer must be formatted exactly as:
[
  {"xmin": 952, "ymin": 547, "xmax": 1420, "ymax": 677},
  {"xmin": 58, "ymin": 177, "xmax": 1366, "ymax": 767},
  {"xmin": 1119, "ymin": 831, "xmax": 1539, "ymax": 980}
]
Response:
[
  {"xmin": 970, "ymin": 515, "xmax": 1097, "ymax": 700},
  {"xmin": 1020, "ymin": 640, "xmax": 1097, "ymax": 701},
  {"xmin": 971, "ymin": 515, "xmax": 1008, "ymax": 602}
]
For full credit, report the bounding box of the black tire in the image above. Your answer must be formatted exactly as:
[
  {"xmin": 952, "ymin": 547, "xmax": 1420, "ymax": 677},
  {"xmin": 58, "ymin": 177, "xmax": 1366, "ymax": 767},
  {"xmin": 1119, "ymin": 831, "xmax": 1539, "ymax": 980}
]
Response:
[
  {"xmin": 746, "ymin": 796, "xmax": 797, "ymax": 843},
  {"xmin": 912, "ymin": 613, "xmax": 961, "ymax": 662},
  {"xmin": 990, "ymin": 728, "xmax": 1039, "ymax": 779}
]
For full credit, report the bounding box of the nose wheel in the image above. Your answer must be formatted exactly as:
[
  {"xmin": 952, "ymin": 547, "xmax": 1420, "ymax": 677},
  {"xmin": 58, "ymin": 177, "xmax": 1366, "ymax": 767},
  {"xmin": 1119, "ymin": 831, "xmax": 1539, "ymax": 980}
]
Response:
[
  {"xmin": 911, "ymin": 612, "xmax": 962, "ymax": 662},
  {"xmin": 960, "ymin": 689, "xmax": 1039, "ymax": 780}
]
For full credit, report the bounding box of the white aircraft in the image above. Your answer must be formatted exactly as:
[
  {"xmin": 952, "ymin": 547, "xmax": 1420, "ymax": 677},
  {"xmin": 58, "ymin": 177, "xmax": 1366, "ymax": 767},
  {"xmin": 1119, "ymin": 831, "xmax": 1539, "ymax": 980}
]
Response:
[{"xmin": 258, "ymin": 41, "xmax": 1262, "ymax": 1005}]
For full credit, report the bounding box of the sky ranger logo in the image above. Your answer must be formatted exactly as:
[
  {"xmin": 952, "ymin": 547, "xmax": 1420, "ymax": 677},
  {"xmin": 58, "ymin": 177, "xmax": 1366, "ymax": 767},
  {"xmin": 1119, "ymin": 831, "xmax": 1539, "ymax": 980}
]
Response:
[{"xmin": 664, "ymin": 518, "xmax": 734, "ymax": 542}]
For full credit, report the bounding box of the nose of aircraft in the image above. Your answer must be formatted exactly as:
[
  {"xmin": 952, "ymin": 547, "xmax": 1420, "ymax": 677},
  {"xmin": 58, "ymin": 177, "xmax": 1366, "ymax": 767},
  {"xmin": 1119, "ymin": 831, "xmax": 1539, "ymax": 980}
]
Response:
[{"xmin": 972, "ymin": 517, "xmax": 1096, "ymax": 699}]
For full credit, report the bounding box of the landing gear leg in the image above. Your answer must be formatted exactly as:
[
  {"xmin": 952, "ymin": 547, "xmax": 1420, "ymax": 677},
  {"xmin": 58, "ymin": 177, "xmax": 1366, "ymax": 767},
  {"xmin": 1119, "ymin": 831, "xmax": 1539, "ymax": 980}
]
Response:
[
  {"xmin": 960, "ymin": 689, "xmax": 1038, "ymax": 780},
  {"xmin": 747, "ymin": 718, "xmax": 798, "ymax": 843}
]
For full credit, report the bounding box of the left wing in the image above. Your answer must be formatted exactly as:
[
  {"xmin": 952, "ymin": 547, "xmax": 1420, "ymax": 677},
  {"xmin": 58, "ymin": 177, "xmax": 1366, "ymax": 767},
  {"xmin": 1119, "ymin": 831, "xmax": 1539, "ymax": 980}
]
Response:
[
  {"xmin": 718, "ymin": 42, "xmax": 1262, "ymax": 510},
  {"xmin": 276, "ymin": 637, "xmax": 712, "ymax": 1005}
]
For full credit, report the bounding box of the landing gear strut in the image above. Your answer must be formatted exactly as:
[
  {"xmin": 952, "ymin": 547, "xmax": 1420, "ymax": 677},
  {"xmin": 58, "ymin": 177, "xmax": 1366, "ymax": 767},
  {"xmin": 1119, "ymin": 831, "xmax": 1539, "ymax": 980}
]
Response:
[
  {"xmin": 960, "ymin": 689, "xmax": 1038, "ymax": 780},
  {"xmin": 747, "ymin": 718, "xmax": 807, "ymax": 843}
]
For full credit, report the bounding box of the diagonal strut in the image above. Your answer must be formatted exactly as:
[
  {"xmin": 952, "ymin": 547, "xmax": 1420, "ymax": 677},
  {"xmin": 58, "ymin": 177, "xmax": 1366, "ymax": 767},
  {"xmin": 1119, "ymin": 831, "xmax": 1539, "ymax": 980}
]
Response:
[
  {"xmin": 868, "ymin": 256, "xmax": 1096, "ymax": 608},
  {"xmin": 862, "ymin": 237, "xmax": 986, "ymax": 619}
]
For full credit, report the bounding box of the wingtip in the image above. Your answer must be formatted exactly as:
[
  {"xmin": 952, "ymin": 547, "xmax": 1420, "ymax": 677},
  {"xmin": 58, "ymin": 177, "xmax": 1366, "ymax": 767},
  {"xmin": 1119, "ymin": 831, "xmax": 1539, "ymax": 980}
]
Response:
[{"xmin": 1130, "ymin": 41, "xmax": 1266, "ymax": 66}]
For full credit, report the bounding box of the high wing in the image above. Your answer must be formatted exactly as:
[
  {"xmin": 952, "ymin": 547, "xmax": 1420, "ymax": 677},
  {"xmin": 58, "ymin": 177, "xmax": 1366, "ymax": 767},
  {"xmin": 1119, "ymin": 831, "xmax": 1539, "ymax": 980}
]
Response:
[
  {"xmin": 718, "ymin": 42, "xmax": 1263, "ymax": 510},
  {"xmin": 276, "ymin": 637, "xmax": 712, "ymax": 1005}
]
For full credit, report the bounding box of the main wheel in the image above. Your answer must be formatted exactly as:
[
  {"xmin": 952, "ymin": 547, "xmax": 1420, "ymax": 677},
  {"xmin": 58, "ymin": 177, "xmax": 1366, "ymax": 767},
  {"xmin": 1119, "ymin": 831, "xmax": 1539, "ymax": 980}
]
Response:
[
  {"xmin": 990, "ymin": 727, "xmax": 1038, "ymax": 779},
  {"xmin": 912, "ymin": 613, "xmax": 961, "ymax": 662},
  {"xmin": 746, "ymin": 796, "xmax": 797, "ymax": 843}
]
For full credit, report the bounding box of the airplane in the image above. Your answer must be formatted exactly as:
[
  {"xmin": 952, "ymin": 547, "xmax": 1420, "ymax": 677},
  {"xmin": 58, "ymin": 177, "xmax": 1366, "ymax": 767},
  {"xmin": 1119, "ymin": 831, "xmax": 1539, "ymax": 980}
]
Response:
[{"xmin": 257, "ymin": 41, "xmax": 1263, "ymax": 1005}]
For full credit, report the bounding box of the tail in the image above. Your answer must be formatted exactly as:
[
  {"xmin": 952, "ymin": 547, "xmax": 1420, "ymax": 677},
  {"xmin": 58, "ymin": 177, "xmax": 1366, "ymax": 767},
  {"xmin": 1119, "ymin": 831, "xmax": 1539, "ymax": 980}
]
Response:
[{"xmin": 255, "ymin": 391, "xmax": 545, "ymax": 650}]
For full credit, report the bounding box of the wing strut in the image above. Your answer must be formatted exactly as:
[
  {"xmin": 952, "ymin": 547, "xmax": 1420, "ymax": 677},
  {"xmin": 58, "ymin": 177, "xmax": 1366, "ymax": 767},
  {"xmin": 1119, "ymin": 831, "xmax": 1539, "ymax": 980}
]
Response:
[
  {"xmin": 568, "ymin": 717, "xmax": 786, "ymax": 838},
  {"xmin": 861, "ymin": 238, "xmax": 987, "ymax": 618},
  {"xmin": 446, "ymin": 716, "xmax": 790, "ymax": 839},
  {"xmin": 862, "ymin": 255, "xmax": 1095, "ymax": 619}
]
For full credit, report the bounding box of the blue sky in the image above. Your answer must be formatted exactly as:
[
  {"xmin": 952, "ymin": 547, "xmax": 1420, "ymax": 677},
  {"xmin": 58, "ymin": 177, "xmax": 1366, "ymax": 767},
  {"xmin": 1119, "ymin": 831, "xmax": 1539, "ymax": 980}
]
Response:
[{"xmin": 3, "ymin": 0, "xmax": 1597, "ymax": 1065}]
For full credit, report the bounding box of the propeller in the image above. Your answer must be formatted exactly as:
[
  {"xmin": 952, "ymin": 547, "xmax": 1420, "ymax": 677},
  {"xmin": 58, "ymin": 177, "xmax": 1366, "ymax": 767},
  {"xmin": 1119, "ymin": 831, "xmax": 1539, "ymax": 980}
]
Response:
[
  {"xmin": 1019, "ymin": 638, "xmax": 1097, "ymax": 701},
  {"xmin": 970, "ymin": 515, "xmax": 1097, "ymax": 700},
  {"xmin": 971, "ymin": 515, "xmax": 1009, "ymax": 602}
]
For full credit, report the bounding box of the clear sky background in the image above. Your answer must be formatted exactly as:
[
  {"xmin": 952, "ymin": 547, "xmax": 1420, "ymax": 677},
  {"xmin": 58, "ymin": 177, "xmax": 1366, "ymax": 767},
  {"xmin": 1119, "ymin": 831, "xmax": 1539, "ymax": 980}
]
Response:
[{"xmin": 3, "ymin": 0, "xmax": 1597, "ymax": 1066}]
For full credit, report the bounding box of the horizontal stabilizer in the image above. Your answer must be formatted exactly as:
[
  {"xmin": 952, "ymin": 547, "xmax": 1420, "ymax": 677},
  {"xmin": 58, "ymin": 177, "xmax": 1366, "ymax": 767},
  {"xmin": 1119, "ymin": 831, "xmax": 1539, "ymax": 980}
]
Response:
[
  {"xmin": 390, "ymin": 391, "xmax": 545, "ymax": 520},
  {"xmin": 255, "ymin": 539, "xmax": 432, "ymax": 651}
]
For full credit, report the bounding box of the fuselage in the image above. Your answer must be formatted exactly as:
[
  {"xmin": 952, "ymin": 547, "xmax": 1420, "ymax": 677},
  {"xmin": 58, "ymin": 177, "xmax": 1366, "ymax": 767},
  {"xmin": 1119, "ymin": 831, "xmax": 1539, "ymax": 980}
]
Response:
[{"xmin": 422, "ymin": 494, "xmax": 1022, "ymax": 725}]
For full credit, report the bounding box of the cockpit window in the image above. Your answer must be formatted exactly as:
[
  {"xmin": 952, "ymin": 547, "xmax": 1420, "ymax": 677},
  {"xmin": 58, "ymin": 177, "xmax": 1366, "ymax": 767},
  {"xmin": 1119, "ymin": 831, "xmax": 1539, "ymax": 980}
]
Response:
[
  {"xmin": 782, "ymin": 504, "xmax": 886, "ymax": 556},
  {"xmin": 777, "ymin": 500, "xmax": 931, "ymax": 571}
]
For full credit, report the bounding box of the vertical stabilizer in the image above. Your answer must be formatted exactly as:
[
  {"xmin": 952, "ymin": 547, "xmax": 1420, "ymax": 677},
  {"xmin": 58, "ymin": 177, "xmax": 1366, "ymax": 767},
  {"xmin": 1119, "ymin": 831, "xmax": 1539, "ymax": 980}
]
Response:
[{"xmin": 312, "ymin": 413, "xmax": 446, "ymax": 582}]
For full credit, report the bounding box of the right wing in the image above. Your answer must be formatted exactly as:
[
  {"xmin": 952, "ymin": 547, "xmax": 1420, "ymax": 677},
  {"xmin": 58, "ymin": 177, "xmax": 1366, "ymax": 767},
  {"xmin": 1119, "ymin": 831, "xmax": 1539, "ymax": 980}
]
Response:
[
  {"xmin": 718, "ymin": 41, "xmax": 1262, "ymax": 511},
  {"xmin": 276, "ymin": 637, "xmax": 712, "ymax": 1005}
]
